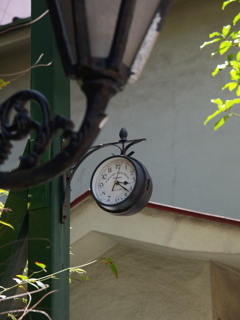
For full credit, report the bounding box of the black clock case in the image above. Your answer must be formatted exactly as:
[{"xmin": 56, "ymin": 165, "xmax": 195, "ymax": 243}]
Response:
[{"xmin": 90, "ymin": 155, "xmax": 152, "ymax": 216}]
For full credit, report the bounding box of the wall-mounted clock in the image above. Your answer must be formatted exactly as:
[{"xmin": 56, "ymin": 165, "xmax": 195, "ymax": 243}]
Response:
[{"xmin": 90, "ymin": 155, "xmax": 152, "ymax": 216}]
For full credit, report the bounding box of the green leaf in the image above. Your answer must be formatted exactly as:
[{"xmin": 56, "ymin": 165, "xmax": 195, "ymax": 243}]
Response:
[
  {"xmin": 13, "ymin": 278, "xmax": 22, "ymax": 284},
  {"xmin": 28, "ymin": 282, "xmax": 39, "ymax": 289},
  {"xmin": 209, "ymin": 31, "xmax": 222, "ymax": 38},
  {"xmin": 8, "ymin": 314, "xmax": 17, "ymax": 320},
  {"xmin": 212, "ymin": 67, "xmax": 220, "ymax": 76},
  {"xmin": 222, "ymin": 82, "xmax": 238, "ymax": 91},
  {"xmin": 35, "ymin": 262, "xmax": 46, "ymax": 270},
  {"xmin": 72, "ymin": 268, "xmax": 86, "ymax": 274},
  {"xmin": 233, "ymin": 12, "xmax": 240, "ymax": 25},
  {"xmin": 101, "ymin": 258, "xmax": 118, "ymax": 278},
  {"xmin": 16, "ymin": 275, "xmax": 28, "ymax": 280},
  {"xmin": 214, "ymin": 115, "xmax": 230, "ymax": 131},
  {"xmin": 0, "ymin": 79, "xmax": 10, "ymax": 89},
  {"xmin": 225, "ymin": 98, "xmax": 240, "ymax": 109},
  {"xmin": 219, "ymin": 41, "xmax": 232, "ymax": 54},
  {"xmin": 200, "ymin": 38, "xmax": 221, "ymax": 49},
  {"xmin": 222, "ymin": 0, "xmax": 237, "ymax": 10},
  {"xmin": 227, "ymin": 54, "xmax": 234, "ymax": 62},
  {"xmin": 236, "ymin": 52, "xmax": 240, "ymax": 62},
  {"xmin": 108, "ymin": 262, "xmax": 118, "ymax": 279},
  {"xmin": 101, "ymin": 257, "xmax": 113, "ymax": 265},
  {"xmin": 236, "ymin": 85, "xmax": 240, "ymax": 96},
  {"xmin": 230, "ymin": 69, "xmax": 240, "ymax": 80},
  {"xmin": 18, "ymin": 285, "xmax": 26, "ymax": 291},
  {"xmin": 36, "ymin": 281, "xmax": 47, "ymax": 289},
  {"xmin": 0, "ymin": 221, "xmax": 14, "ymax": 230},
  {"xmin": 222, "ymin": 25, "xmax": 231, "ymax": 37},
  {"xmin": 81, "ymin": 276, "xmax": 90, "ymax": 282},
  {"xmin": 0, "ymin": 189, "xmax": 8, "ymax": 196},
  {"xmin": 204, "ymin": 110, "xmax": 223, "ymax": 125},
  {"xmin": 212, "ymin": 62, "xmax": 228, "ymax": 76},
  {"xmin": 230, "ymin": 60, "xmax": 240, "ymax": 69},
  {"xmin": 211, "ymin": 98, "xmax": 223, "ymax": 105}
]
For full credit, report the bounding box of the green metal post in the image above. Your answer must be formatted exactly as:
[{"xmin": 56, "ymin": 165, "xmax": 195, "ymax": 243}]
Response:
[{"xmin": 28, "ymin": 1, "xmax": 70, "ymax": 319}]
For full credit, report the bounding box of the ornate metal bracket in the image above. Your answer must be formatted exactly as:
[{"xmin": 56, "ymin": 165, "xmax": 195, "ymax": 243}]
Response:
[
  {"xmin": 62, "ymin": 127, "xmax": 146, "ymax": 222},
  {"xmin": 0, "ymin": 79, "xmax": 118, "ymax": 190}
]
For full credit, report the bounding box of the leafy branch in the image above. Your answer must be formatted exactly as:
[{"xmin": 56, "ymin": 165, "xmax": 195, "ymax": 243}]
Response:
[
  {"xmin": 0, "ymin": 257, "xmax": 118, "ymax": 319},
  {"xmin": 201, "ymin": 0, "xmax": 240, "ymax": 130}
]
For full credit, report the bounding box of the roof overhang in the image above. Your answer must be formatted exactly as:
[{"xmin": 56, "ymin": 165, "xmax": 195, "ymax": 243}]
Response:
[
  {"xmin": 70, "ymin": 190, "xmax": 240, "ymax": 271},
  {"xmin": 0, "ymin": 18, "xmax": 30, "ymax": 58}
]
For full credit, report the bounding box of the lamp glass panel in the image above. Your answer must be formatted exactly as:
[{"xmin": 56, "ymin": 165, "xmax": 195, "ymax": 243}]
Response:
[
  {"xmin": 123, "ymin": 0, "xmax": 160, "ymax": 67},
  {"xmin": 85, "ymin": 0, "xmax": 121, "ymax": 58},
  {"xmin": 56, "ymin": 0, "xmax": 77, "ymax": 65}
]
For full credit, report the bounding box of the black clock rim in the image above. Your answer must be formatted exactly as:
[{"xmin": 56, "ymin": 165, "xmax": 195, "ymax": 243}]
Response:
[
  {"xmin": 99, "ymin": 159, "xmax": 152, "ymax": 216},
  {"xmin": 90, "ymin": 155, "xmax": 139, "ymax": 207}
]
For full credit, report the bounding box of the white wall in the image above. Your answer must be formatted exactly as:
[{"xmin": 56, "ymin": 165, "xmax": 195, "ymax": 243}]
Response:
[{"xmin": 70, "ymin": 0, "xmax": 240, "ymax": 219}]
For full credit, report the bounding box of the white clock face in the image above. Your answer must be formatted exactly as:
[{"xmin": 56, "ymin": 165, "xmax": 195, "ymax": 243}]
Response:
[{"xmin": 91, "ymin": 157, "xmax": 137, "ymax": 205}]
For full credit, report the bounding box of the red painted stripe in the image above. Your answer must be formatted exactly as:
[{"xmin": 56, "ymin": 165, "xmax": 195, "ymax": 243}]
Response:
[
  {"xmin": 146, "ymin": 202, "xmax": 240, "ymax": 227},
  {"xmin": 71, "ymin": 190, "xmax": 240, "ymax": 227},
  {"xmin": 70, "ymin": 189, "xmax": 92, "ymax": 209}
]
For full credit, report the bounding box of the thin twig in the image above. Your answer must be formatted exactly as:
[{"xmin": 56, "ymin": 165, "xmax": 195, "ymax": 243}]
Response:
[
  {"xmin": 0, "ymin": 53, "xmax": 52, "ymax": 84},
  {"xmin": 0, "ymin": 308, "xmax": 52, "ymax": 320},
  {"xmin": 0, "ymin": 284, "xmax": 49, "ymax": 302},
  {"xmin": 18, "ymin": 291, "xmax": 32, "ymax": 320},
  {"xmin": 0, "ymin": 10, "xmax": 49, "ymax": 36},
  {"xmin": 29, "ymin": 290, "xmax": 58, "ymax": 311}
]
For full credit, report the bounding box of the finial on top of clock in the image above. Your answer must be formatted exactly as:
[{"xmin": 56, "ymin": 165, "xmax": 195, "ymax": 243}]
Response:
[{"xmin": 119, "ymin": 127, "xmax": 128, "ymax": 142}]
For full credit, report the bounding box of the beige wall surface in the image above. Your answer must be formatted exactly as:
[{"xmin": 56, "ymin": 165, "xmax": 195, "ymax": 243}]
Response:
[
  {"xmin": 1, "ymin": 0, "xmax": 240, "ymax": 220},
  {"xmin": 70, "ymin": 244, "xmax": 212, "ymax": 320},
  {"xmin": 211, "ymin": 263, "xmax": 240, "ymax": 320},
  {"xmin": 69, "ymin": 197, "xmax": 240, "ymax": 320}
]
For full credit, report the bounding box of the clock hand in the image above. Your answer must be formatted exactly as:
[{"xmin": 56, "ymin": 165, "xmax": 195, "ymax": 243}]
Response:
[
  {"xmin": 116, "ymin": 181, "xmax": 130, "ymax": 185},
  {"xmin": 112, "ymin": 180, "xmax": 117, "ymax": 191},
  {"xmin": 112, "ymin": 161, "xmax": 123, "ymax": 191},
  {"xmin": 118, "ymin": 182, "xmax": 130, "ymax": 192}
]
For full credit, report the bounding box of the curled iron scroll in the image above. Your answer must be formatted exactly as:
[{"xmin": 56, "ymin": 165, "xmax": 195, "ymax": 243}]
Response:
[{"xmin": 0, "ymin": 84, "xmax": 113, "ymax": 190}]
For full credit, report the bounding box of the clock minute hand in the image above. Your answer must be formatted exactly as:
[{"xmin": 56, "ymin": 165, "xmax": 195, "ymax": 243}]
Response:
[
  {"xmin": 118, "ymin": 182, "xmax": 130, "ymax": 192},
  {"xmin": 117, "ymin": 181, "xmax": 130, "ymax": 185}
]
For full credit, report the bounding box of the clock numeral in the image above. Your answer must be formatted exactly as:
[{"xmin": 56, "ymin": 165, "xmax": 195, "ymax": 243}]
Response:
[
  {"xmin": 124, "ymin": 193, "xmax": 128, "ymax": 197},
  {"xmin": 115, "ymin": 163, "xmax": 121, "ymax": 169},
  {"xmin": 102, "ymin": 190, "xmax": 106, "ymax": 195},
  {"xmin": 125, "ymin": 164, "xmax": 128, "ymax": 170},
  {"xmin": 101, "ymin": 174, "xmax": 107, "ymax": 180},
  {"xmin": 129, "ymin": 186, "xmax": 133, "ymax": 191},
  {"xmin": 132, "ymin": 177, "xmax": 136, "ymax": 182},
  {"xmin": 108, "ymin": 167, "xmax": 112, "ymax": 173},
  {"xmin": 98, "ymin": 183, "xmax": 104, "ymax": 188},
  {"xmin": 130, "ymin": 169, "xmax": 134, "ymax": 175},
  {"xmin": 107, "ymin": 196, "xmax": 111, "ymax": 202}
]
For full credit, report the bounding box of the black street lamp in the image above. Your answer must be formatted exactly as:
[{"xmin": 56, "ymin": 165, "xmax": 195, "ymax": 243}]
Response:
[{"xmin": 0, "ymin": 0, "xmax": 174, "ymax": 190}]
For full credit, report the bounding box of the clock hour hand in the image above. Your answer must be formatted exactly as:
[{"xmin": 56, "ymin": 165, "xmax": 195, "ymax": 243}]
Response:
[
  {"xmin": 116, "ymin": 181, "xmax": 130, "ymax": 185},
  {"xmin": 112, "ymin": 180, "xmax": 117, "ymax": 191}
]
